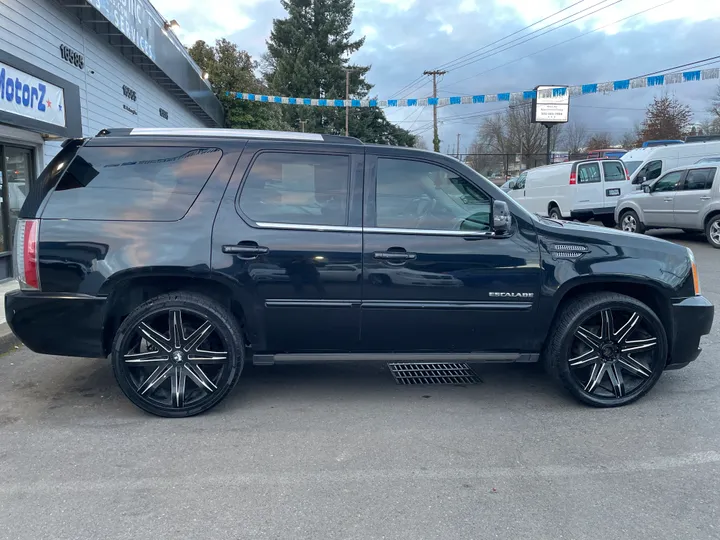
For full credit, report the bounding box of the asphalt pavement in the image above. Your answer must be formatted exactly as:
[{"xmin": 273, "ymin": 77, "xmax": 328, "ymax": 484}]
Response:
[{"xmin": 1, "ymin": 230, "xmax": 719, "ymax": 540}]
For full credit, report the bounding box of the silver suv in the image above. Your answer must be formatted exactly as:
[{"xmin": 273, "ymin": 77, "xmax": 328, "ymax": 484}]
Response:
[{"xmin": 615, "ymin": 164, "xmax": 720, "ymax": 248}]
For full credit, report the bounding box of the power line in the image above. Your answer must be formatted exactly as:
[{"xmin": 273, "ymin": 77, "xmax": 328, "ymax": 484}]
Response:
[
  {"xmin": 442, "ymin": 0, "xmax": 622, "ymax": 74},
  {"xmin": 434, "ymin": 0, "xmax": 587, "ymax": 72},
  {"xmin": 636, "ymin": 56, "xmax": 720, "ymax": 79},
  {"xmin": 443, "ymin": 0, "xmax": 676, "ymax": 87}
]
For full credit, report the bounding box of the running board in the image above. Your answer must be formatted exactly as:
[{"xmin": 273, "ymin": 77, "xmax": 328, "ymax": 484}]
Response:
[{"xmin": 251, "ymin": 352, "xmax": 539, "ymax": 366}]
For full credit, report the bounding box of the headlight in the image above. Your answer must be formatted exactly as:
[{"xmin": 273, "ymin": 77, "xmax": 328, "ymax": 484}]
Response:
[{"xmin": 688, "ymin": 248, "xmax": 700, "ymax": 295}]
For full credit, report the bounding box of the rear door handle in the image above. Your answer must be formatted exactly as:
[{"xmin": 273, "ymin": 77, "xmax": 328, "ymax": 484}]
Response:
[
  {"xmin": 663, "ymin": 198, "xmax": 673, "ymax": 202},
  {"xmin": 700, "ymin": 196, "xmax": 712, "ymax": 200},
  {"xmin": 223, "ymin": 242, "xmax": 269, "ymax": 259},
  {"xmin": 373, "ymin": 251, "xmax": 416, "ymax": 261}
]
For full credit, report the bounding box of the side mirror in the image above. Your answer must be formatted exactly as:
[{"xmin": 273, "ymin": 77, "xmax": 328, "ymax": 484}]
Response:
[
  {"xmin": 493, "ymin": 200, "xmax": 512, "ymax": 233},
  {"xmin": 643, "ymin": 184, "xmax": 651, "ymax": 193}
]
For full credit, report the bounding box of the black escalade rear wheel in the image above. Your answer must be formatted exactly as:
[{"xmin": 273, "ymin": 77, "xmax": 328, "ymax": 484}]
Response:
[
  {"xmin": 545, "ymin": 292, "xmax": 667, "ymax": 407},
  {"xmin": 111, "ymin": 292, "xmax": 244, "ymax": 417}
]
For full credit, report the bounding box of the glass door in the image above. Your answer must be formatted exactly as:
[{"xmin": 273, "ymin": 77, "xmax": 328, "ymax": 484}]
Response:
[{"xmin": 1, "ymin": 145, "xmax": 34, "ymax": 280}]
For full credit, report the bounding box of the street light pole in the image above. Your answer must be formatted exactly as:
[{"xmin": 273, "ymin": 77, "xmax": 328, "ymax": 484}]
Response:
[{"xmin": 423, "ymin": 70, "xmax": 446, "ymax": 152}]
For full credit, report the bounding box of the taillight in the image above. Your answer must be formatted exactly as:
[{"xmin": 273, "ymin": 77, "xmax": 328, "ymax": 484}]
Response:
[
  {"xmin": 14, "ymin": 219, "xmax": 40, "ymax": 291},
  {"xmin": 625, "ymin": 167, "xmax": 630, "ymax": 181},
  {"xmin": 569, "ymin": 171, "xmax": 577, "ymax": 184}
]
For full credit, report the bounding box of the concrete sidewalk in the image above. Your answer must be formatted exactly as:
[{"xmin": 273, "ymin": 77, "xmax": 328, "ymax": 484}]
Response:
[{"xmin": 0, "ymin": 278, "xmax": 20, "ymax": 353}]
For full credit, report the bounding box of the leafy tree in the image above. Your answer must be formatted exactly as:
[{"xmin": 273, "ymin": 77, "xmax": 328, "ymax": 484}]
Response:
[
  {"xmin": 188, "ymin": 39, "xmax": 287, "ymax": 130},
  {"xmin": 639, "ymin": 94, "xmax": 692, "ymax": 142},
  {"xmin": 264, "ymin": 0, "xmax": 415, "ymax": 145},
  {"xmin": 586, "ymin": 133, "xmax": 614, "ymax": 150}
]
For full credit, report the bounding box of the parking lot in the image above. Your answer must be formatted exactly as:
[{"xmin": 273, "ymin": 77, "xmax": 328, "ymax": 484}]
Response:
[{"xmin": 0, "ymin": 230, "xmax": 718, "ymax": 540}]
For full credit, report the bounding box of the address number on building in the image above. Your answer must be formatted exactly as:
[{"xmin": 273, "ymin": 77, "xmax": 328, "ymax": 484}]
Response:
[
  {"xmin": 122, "ymin": 85, "xmax": 137, "ymax": 101},
  {"xmin": 59, "ymin": 44, "xmax": 84, "ymax": 70}
]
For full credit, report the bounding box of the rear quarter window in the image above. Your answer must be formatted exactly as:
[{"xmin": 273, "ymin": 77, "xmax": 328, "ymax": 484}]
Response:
[{"xmin": 42, "ymin": 146, "xmax": 222, "ymax": 221}]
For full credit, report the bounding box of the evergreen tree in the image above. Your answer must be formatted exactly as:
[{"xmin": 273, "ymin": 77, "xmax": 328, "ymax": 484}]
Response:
[
  {"xmin": 189, "ymin": 39, "xmax": 287, "ymax": 130},
  {"xmin": 265, "ymin": 0, "xmax": 415, "ymax": 145}
]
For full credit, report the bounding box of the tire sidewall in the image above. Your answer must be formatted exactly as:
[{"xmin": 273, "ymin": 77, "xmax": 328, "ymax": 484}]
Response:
[
  {"xmin": 555, "ymin": 298, "xmax": 667, "ymax": 407},
  {"xmin": 620, "ymin": 209, "xmax": 643, "ymax": 234},
  {"xmin": 112, "ymin": 295, "xmax": 243, "ymax": 417},
  {"xmin": 549, "ymin": 207, "xmax": 561, "ymax": 220},
  {"xmin": 706, "ymin": 216, "xmax": 720, "ymax": 248}
]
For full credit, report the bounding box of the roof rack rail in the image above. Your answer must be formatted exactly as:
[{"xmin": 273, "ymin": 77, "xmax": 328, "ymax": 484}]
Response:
[{"xmin": 95, "ymin": 128, "xmax": 362, "ymax": 144}]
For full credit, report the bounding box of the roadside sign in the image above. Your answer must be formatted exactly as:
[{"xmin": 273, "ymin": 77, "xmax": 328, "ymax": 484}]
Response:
[{"xmin": 532, "ymin": 85, "xmax": 569, "ymax": 124}]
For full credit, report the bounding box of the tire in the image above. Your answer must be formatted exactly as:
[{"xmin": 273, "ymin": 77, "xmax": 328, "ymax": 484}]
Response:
[
  {"xmin": 705, "ymin": 215, "xmax": 720, "ymax": 249},
  {"xmin": 545, "ymin": 292, "xmax": 667, "ymax": 407},
  {"xmin": 548, "ymin": 206, "xmax": 562, "ymax": 220},
  {"xmin": 619, "ymin": 209, "xmax": 645, "ymax": 234},
  {"xmin": 111, "ymin": 292, "xmax": 244, "ymax": 417}
]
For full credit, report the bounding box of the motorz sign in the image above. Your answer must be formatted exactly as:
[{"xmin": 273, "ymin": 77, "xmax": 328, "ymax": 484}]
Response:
[{"xmin": 0, "ymin": 61, "xmax": 66, "ymax": 127}]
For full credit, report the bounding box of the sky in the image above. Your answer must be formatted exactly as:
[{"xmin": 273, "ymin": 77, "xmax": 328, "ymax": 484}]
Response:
[{"xmin": 152, "ymin": 0, "xmax": 720, "ymax": 150}]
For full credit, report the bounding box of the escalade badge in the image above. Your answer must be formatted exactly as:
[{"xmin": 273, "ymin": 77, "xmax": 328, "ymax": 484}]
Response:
[{"xmin": 489, "ymin": 292, "xmax": 535, "ymax": 298}]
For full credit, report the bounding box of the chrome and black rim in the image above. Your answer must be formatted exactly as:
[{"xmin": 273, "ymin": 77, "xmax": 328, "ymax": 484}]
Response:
[
  {"xmin": 119, "ymin": 309, "xmax": 230, "ymax": 410},
  {"xmin": 709, "ymin": 220, "xmax": 720, "ymax": 245},
  {"xmin": 621, "ymin": 214, "xmax": 637, "ymax": 232},
  {"xmin": 568, "ymin": 307, "xmax": 659, "ymax": 400}
]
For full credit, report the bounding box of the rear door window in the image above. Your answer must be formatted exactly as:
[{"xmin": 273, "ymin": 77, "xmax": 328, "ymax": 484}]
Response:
[
  {"xmin": 683, "ymin": 168, "xmax": 716, "ymax": 190},
  {"xmin": 602, "ymin": 161, "xmax": 626, "ymax": 182},
  {"xmin": 237, "ymin": 152, "xmax": 350, "ymax": 226},
  {"xmin": 577, "ymin": 162, "xmax": 601, "ymax": 184},
  {"xmin": 43, "ymin": 146, "xmax": 222, "ymax": 221}
]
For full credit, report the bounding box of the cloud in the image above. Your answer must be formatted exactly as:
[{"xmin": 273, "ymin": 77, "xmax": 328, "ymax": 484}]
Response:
[{"xmin": 149, "ymin": 0, "xmax": 720, "ymax": 148}]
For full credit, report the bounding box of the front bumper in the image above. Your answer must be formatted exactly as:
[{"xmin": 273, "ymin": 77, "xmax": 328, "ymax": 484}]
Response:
[
  {"xmin": 666, "ymin": 295, "xmax": 714, "ymax": 369},
  {"xmin": 5, "ymin": 290, "xmax": 107, "ymax": 358}
]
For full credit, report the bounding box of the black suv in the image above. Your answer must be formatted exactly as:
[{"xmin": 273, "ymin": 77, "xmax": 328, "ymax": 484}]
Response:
[{"xmin": 5, "ymin": 128, "xmax": 714, "ymax": 417}]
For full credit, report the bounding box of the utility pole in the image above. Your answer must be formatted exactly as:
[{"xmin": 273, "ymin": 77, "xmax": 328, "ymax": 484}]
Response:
[
  {"xmin": 343, "ymin": 68, "xmax": 357, "ymax": 137},
  {"xmin": 423, "ymin": 70, "xmax": 446, "ymax": 152},
  {"xmin": 456, "ymin": 133, "xmax": 461, "ymax": 159}
]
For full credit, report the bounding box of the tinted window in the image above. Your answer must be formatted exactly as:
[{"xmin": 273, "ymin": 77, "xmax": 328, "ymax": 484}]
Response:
[
  {"xmin": 624, "ymin": 160, "xmax": 643, "ymax": 175},
  {"xmin": 515, "ymin": 172, "xmax": 526, "ymax": 189},
  {"xmin": 577, "ymin": 163, "xmax": 601, "ymax": 184},
  {"xmin": 653, "ymin": 171, "xmax": 683, "ymax": 192},
  {"xmin": 238, "ymin": 152, "xmax": 349, "ymax": 226},
  {"xmin": 375, "ymin": 158, "xmax": 491, "ymax": 232},
  {"xmin": 603, "ymin": 161, "xmax": 626, "ymax": 182},
  {"xmin": 684, "ymin": 168, "xmax": 716, "ymax": 190},
  {"xmin": 636, "ymin": 160, "xmax": 663, "ymax": 184},
  {"xmin": 43, "ymin": 146, "xmax": 221, "ymax": 221}
]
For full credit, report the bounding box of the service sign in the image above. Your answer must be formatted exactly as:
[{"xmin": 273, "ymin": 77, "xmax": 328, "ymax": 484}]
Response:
[
  {"xmin": 86, "ymin": 0, "xmax": 156, "ymax": 61},
  {"xmin": 532, "ymin": 85, "xmax": 569, "ymax": 124},
  {"xmin": 0, "ymin": 61, "xmax": 66, "ymax": 127}
]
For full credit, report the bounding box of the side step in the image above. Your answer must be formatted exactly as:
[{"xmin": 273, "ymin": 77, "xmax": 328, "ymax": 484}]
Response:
[{"xmin": 251, "ymin": 352, "xmax": 539, "ymax": 366}]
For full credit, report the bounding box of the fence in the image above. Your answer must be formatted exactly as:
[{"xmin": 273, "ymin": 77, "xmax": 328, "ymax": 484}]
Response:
[{"xmin": 458, "ymin": 153, "xmax": 588, "ymax": 185}]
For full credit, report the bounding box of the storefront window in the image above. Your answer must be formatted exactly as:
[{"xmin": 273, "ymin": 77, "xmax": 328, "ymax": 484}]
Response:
[{"xmin": 0, "ymin": 144, "xmax": 34, "ymax": 279}]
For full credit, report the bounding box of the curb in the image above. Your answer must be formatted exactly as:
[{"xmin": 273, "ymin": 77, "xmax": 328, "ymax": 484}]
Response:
[{"xmin": 0, "ymin": 323, "xmax": 21, "ymax": 355}]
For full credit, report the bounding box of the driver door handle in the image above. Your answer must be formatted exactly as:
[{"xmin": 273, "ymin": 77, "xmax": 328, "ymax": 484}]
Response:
[{"xmin": 663, "ymin": 198, "xmax": 673, "ymax": 202}]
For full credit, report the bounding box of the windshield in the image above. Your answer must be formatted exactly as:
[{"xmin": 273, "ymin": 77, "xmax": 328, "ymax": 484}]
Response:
[{"xmin": 623, "ymin": 160, "xmax": 643, "ymax": 175}]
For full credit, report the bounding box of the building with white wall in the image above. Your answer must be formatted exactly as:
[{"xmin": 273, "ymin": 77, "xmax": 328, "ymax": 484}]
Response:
[{"xmin": 0, "ymin": 0, "xmax": 223, "ymax": 278}]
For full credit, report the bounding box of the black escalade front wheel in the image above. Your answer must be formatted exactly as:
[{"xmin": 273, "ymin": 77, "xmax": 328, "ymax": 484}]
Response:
[
  {"xmin": 545, "ymin": 292, "xmax": 667, "ymax": 407},
  {"xmin": 111, "ymin": 292, "xmax": 244, "ymax": 417}
]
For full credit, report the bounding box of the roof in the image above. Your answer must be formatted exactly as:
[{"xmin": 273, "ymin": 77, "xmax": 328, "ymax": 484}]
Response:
[{"xmin": 96, "ymin": 128, "xmax": 363, "ymax": 144}]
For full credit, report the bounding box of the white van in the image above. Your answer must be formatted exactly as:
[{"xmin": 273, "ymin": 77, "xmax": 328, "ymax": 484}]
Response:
[
  {"xmin": 507, "ymin": 159, "xmax": 630, "ymax": 225},
  {"xmin": 623, "ymin": 141, "xmax": 720, "ymax": 188}
]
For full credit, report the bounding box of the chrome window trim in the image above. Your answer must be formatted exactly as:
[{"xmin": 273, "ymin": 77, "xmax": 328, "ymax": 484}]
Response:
[
  {"xmin": 254, "ymin": 221, "xmax": 494, "ymax": 237},
  {"xmin": 130, "ymin": 128, "xmax": 324, "ymax": 141}
]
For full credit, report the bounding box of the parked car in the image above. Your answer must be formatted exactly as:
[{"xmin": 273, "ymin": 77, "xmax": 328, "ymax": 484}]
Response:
[
  {"xmin": 6, "ymin": 128, "xmax": 713, "ymax": 417},
  {"xmin": 615, "ymin": 164, "xmax": 720, "ymax": 248},
  {"xmin": 507, "ymin": 159, "xmax": 630, "ymax": 226},
  {"xmin": 642, "ymin": 140, "xmax": 684, "ymax": 148},
  {"xmin": 695, "ymin": 157, "xmax": 720, "ymax": 164},
  {"xmin": 500, "ymin": 177, "xmax": 518, "ymax": 191},
  {"xmin": 624, "ymin": 140, "xmax": 720, "ymax": 188},
  {"xmin": 586, "ymin": 149, "xmax": 627, "ymax": 159}
]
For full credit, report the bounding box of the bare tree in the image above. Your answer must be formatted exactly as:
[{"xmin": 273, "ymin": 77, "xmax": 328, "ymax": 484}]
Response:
[
  {"xmin": 474, "ymin": 103, "xmax": 563, "ymax": 171},
  {"xmin": 562, "ymin": 121, "xmax": 588, "ymax": 156},
  {"xmin": 710, "ymin": 83, "xmax": 720, "ymax": 123},
  {"xmin": 413, "ymin": 137, "xmax": 429, "ymax": 150},
  {"xmin": 586, "ymin": 133, "xmax": 614, "ymax": 150}
]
